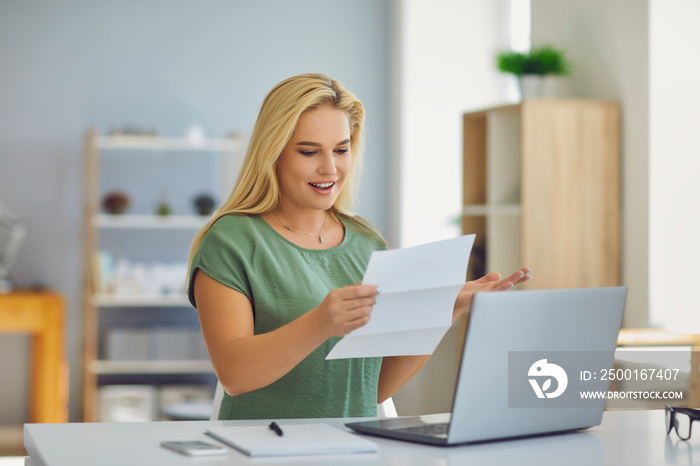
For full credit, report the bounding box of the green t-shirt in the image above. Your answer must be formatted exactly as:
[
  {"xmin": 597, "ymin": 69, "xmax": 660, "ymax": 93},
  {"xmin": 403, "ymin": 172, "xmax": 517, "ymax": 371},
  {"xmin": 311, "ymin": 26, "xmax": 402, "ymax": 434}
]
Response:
[{"xmin": 188, "ymin": 214, "xmax": 386, "ymax": 420}]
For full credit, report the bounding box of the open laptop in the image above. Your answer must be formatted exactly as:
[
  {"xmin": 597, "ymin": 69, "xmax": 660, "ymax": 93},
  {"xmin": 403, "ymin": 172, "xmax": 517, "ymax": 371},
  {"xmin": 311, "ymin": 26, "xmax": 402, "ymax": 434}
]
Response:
[{"xmin": 346, "ymin": 286, "xmax": 627, "ymax": 445}]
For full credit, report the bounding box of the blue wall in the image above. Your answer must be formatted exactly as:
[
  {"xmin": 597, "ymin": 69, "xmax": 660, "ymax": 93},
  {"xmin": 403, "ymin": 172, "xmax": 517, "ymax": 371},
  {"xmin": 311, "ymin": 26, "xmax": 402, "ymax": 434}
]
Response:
[{"xmin": 0, "ymin": 0, "xmax": 391, "ymax": 421}]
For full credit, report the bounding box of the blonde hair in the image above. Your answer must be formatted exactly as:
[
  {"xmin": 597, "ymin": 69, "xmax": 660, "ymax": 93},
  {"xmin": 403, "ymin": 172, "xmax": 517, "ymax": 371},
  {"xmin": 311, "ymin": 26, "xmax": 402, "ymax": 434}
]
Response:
[{"xmin": 188, "ymin": 73, "xmax": 385, "ymax": 275}]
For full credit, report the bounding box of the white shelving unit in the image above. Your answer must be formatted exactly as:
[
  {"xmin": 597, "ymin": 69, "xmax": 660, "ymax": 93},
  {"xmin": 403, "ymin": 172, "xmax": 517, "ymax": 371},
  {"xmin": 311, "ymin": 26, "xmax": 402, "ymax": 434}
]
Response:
[
  {"xmin": 81, "ymin": 130, "xmax": 242, "ymax": 422},
  {"xmin": 91, "ymin": 360, "xmax": 214, "ymax": 375},
  {"xmin": 91, "ymin": 293, "xmax": 193, "ymax": 308},
  {"xmin": 93, "ymin": 214, "xmax": 210, "ymax": 230},
  {"xmin": 96, "ymin": 135, "xmax": 239, "ymax": 151}
]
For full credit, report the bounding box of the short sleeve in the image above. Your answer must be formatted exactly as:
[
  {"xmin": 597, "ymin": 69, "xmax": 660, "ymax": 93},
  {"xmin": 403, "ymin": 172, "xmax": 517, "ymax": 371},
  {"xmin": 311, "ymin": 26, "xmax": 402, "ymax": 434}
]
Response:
[{"xmin": 188, "ymin": 217, "xmax": 253, "ymax": 308}]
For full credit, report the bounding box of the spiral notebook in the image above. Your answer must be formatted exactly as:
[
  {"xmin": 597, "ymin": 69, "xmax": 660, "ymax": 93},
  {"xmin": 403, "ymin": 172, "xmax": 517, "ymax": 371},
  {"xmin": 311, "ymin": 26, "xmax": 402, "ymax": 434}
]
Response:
[{"xmin": 205, "ymin": 423, "xmax": 378, "ymax": 457}]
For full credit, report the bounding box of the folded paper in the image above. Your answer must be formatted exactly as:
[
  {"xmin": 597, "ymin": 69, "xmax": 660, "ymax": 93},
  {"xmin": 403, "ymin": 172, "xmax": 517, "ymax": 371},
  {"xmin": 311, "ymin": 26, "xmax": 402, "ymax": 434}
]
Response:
[{"xmin": 326, "ymin": 235, "xmax": 475, "ymax": 360}]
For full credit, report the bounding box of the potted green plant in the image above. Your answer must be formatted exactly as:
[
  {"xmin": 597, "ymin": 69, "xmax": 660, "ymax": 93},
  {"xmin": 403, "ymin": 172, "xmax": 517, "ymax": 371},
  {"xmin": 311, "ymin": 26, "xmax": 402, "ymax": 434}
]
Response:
[{"xmin": 495, "ymin": 45, "xmax": 571, "ymax": 98}]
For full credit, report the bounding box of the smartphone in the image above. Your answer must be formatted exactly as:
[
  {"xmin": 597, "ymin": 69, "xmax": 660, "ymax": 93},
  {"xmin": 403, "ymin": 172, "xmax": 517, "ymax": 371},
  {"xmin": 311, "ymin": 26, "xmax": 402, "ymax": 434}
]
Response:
[{"xmin": 161, "ymin": 440, "xmax": 227, "ymax": 457}]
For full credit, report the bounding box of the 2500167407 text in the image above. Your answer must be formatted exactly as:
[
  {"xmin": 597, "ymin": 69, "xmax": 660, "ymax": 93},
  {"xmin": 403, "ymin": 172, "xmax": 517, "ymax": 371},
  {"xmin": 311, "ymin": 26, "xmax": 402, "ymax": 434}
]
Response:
[{"xmin": 580, "ymin": 368, "xmax": 680, "ymax": 382}]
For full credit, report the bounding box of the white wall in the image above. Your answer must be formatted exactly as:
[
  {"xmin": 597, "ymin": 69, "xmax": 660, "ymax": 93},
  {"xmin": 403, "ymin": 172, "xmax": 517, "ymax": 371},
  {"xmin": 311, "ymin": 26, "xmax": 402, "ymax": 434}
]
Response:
[
  {"xmin": 532, "ymin": 0, "xmax": 700, "ymax": 330},
  {"xmin": 0, "ymin": 0, "xmax": 391, "ymax": 423},
  {"xmin": 396, "ymin": 0, "xmax": 510, "ymax": 249},
  {"xmin": 391, "ymin": 0, "xmax": 510, "ymax": 415},
  {"xmin": 649, "ymin": 0, "xmax": 700, "ymax": 331},
  {"xmin": 530, "ymin": 0, "xmax": 650, "ymax": 327}
]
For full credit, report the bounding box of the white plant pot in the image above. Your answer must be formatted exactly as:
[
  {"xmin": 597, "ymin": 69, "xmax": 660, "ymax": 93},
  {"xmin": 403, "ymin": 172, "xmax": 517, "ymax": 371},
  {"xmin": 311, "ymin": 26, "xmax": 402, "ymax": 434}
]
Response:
[{"xmin": 518, "ymin": 75, "xmax": 545, "ymax": 99}]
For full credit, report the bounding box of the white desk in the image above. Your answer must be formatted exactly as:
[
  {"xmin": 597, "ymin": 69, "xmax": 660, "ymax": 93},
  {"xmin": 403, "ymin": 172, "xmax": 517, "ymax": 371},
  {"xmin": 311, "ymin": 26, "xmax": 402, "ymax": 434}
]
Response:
[{"xmin": 23, "ymin": 410, "xmax": 700, "ymax": 465}]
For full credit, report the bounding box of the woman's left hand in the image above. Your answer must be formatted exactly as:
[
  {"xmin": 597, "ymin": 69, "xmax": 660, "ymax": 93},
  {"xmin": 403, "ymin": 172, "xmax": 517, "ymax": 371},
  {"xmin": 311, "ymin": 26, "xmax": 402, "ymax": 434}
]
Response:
[{"xmin": 452, "ymin": 267, "xmax": 531, "ymax": 323}]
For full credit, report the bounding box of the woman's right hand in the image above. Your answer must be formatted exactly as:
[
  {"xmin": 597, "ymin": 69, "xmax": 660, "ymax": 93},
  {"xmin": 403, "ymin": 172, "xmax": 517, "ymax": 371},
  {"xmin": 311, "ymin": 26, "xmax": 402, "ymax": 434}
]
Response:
[{"xmin": 313, "ymin": 284, "xmax": 380, "ymax": 338}]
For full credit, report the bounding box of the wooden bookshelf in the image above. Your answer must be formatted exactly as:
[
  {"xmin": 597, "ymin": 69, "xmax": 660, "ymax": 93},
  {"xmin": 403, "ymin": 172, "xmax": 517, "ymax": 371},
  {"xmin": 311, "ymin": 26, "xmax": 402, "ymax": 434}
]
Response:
[{"xmin": 462, "ymin": 99, "xmax": 620, "ymax": 288}]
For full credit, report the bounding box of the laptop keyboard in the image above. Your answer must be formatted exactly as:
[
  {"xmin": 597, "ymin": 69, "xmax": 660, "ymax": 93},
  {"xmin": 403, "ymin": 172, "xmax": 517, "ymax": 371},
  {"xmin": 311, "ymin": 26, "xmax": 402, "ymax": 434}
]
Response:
[{"xmin": 392, "ymin": 422, "xmax": 449, "ymax": 437}]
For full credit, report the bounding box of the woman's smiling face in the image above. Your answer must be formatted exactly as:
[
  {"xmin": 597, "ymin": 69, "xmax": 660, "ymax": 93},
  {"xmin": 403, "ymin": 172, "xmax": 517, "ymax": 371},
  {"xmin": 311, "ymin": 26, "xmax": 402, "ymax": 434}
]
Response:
[{"xmin": 276, "ymin": 105, "xmax": 352, "ymax": 213}]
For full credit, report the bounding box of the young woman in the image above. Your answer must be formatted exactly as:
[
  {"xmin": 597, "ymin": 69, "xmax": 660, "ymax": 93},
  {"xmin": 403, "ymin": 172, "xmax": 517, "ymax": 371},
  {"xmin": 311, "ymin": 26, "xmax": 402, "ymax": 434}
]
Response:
[{"xmin": 187, "ymin": 73, "xmax": 530, "ymax": 420}]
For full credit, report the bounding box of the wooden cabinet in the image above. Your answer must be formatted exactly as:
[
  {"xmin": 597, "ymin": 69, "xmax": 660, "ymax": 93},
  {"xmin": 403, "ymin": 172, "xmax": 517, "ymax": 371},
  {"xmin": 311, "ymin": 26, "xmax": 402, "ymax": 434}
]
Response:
[
  {"xmin": 0, "ymin": 291, "xmax": 67, "ymax": 423},
  {"xmin": 81, "ymin": 130, "xmax": 242, "ymax": 421},
  {"xmin": 462, "ymin": 99, "xmax": 620, "ymax": 288}
]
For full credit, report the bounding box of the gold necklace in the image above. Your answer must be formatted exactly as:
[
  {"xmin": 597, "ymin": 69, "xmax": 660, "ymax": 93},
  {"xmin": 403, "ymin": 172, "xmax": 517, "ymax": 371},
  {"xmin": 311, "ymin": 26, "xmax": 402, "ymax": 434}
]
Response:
[{"xmin": 273, "ymin": 211, "xmax": 328, "ymax": 244}]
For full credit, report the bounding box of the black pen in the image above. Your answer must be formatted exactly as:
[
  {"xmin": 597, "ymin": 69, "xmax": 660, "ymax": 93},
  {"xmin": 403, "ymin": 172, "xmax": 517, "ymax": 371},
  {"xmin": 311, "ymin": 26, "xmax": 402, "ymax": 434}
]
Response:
[{"xmin": 269, "ymin": 421, "xmax": 284, "ymax": 437}]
